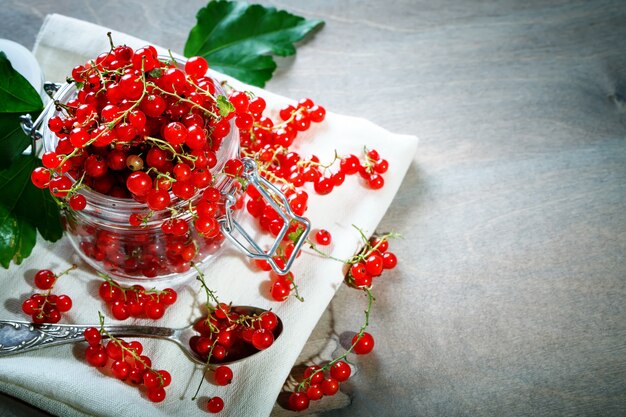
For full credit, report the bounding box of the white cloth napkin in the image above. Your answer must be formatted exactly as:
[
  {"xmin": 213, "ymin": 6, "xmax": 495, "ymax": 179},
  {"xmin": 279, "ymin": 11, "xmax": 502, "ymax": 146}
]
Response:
[{"xmin": 0, "ymin": 14, "xmax": 418, "ymax": 417}]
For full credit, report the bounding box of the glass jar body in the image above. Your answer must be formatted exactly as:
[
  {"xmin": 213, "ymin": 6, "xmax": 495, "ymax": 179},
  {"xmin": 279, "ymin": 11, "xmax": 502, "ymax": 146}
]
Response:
[
  {"xmin": 41, "ymin": 81, "xmax": 241, "ymax": 282},
  {"xmin": 61, "ymin": 196, "xmax": 230, "ymax": 281}
]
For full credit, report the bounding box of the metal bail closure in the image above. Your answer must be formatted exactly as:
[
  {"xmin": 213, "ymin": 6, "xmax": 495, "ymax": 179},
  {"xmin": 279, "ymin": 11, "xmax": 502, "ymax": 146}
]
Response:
[
  {"xmin": 19, "ymin": 82, "xmax": 63, "ymax": 143},
  {"xmin": 219, "ymin": 157, "xmax": 311, "ymax": 275}
]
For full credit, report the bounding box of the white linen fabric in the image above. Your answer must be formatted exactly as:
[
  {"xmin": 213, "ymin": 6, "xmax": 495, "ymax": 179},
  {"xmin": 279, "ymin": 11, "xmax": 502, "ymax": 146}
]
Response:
[{"xmin": 0, "ymin": 14, "xmax": 418, "ymax": 417}]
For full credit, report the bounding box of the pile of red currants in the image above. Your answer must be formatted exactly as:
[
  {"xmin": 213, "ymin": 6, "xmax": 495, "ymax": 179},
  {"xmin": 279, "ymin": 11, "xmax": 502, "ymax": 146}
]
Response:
[{"xmin": 23, "ymin": 35, "xmax": 395, "ymax": 414}]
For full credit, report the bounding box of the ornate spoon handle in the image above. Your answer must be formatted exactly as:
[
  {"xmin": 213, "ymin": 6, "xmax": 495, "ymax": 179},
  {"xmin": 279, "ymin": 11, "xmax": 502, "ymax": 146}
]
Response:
[{"xmin": 0, "ymin": 320, "xmax": 175, "ymax": 355}]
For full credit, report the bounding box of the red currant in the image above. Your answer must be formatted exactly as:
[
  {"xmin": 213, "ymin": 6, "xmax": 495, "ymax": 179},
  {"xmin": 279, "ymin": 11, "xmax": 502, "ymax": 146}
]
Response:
[
  {"xmin": 365, "ymin": 253, "xmax": 384, "ymax": 277},
  {"xmin": 259, "ymin": 311, "xmax": 278, "ymax": 331},
  {"xmin": 382, "ymin": 252, "xmax": 397, "ymax": 269},
  {"xmin": 270, "ymin": 280, "xmax": 290, "ymax": 301},
  {"xmin": 307, "ymin": 384, "xmax": 323, "ymax": 401},
  {"xmin": 147, "ymin": 387, "xmax": 166, "ymax": 403},
  {"xmin": 83, "ymin": 327, "xmax": 101, "ymax": 346},
  {"xmin": 85, "ymin": 345, "xmax": 107, "ymax": 367},
  {"xmin": 21, "ymin": 298, "xmax": 38, "ymax": 315},
  {"xmin": 330, "ymin": 361, "xmax": 351, "ymax": 382},
  {"xmin": 248, "ymin": 97, "xmax": 266, "ymax": 114},
  {"xmin": 288, "ymin": 392, "xmax": 310, "ymax": 411},
  {"xmin": 163, "ymin": 122, "xmax": 187, "ymax": 145},
  {"xmin": 31, "ymin": 167, "xmax": 51, "ymax": 189},
  {"xmin": 321, "ymin": 377, "xmax": 340, "ymax": 396},
  {"xmin": 214, "ymin": 365, "xmax": 233, "ymax": 386},
  {"xmin": 147, "ymin": 188, "xmax": 171, "ymax": 211},
  {"xmin": 206, "ymin": 397, "xmax": 224, "ymax": 413},
  {"xmin": 352, "ymin": 332, "xmax": 375, "ymax": 355},
  {"xmin": 48, "ymin": 175, "xmax": 72, "ymax": 197},
  {"xmin": 304, "ymin": 365, "xmax": 323, "ymax": 385},
  {"xmin": 56, "ymin": 295, "xmax": 72, "ymax": 312},
  {"xmin": 185, "ymin": 56, "xmax": 209, "ymax": 79},
  {"xmin": 34, "ymin": 269, "xmax": 56, "ymax": 290},
  {"xmin": 309, "ymin": 105, "xmax": 326, "ymax": 123},
  {"xmin": 251, "ymin": 329, "xmax": 274, "ymax": 350},
  {"xmin": 368, "ymin": 173, "xmax": 385, "ymax": 189},
  {"xmin": 229, "ymin": 91, "xmax": 250, "ymax": 113},
  {"xmin": 126, "ymin": 171, "xmax": 152, "ymax": 196},
  {"xmin": 69, "ymin": 194, "xmax": 87, "ymax": 210},
  {"xmin": 112, "ymin": 360, "xmax": 130, "ymax": 380},
  {"xmin": 315, "ymin": 229, "xmax": 332, "ymax": 246}
]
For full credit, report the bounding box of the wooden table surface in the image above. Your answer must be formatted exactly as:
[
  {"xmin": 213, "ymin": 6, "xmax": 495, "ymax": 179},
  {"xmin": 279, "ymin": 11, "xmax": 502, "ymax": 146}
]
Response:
[{"xmin": 1, "ymin": 1, "xmax": 625, "ymax": 416}]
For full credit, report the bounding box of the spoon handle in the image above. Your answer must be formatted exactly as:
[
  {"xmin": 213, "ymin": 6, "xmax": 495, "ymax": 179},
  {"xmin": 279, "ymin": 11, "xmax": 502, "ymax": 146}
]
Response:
[{"xmin": 0, "ymin": 320, "xmax": 175, "ymax": 356}]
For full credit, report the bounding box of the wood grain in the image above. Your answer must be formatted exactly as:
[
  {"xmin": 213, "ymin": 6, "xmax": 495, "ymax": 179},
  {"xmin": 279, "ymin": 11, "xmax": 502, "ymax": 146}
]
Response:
[{"xmin": 1, "ymin": 0, "xmax": 625, "ymax": 416}]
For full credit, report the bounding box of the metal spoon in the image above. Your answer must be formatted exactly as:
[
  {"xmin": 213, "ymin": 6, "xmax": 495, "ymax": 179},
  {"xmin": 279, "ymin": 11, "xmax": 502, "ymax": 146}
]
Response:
[{"xmin": 0, "ymin": 306, "xmax": 282, "ymax": 365}]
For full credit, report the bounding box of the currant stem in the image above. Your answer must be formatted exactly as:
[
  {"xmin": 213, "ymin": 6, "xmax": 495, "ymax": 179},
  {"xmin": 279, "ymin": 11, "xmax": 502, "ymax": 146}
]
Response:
[
  {"xmin": 192, "ymin": 263, "xmax": 222, "ymax": 308},
  {"xmin": 296, "ymin": 150, "xmax": 340, "ymax": 173},
  {"xmin": 167, "ymin": 49, "xmax": 177, "ymax": 66},
  {"xmin": 296, "ymin": 287, "xmax": 375, "ymax": 392},
  {"xmin": 98, "ymin": 272, "xmax": 168, "ymax": 301},
  {"xmin": 193, "ymin": 262, "xmax": 267, "ymax": 325},
  {"xmin": 191, "ymin": 338, "xmax": 219, "ymax": 401},
  {"xmin": 254, "ymin": 106, "xmax": 306, "ymax": 132},
  {"xmin": 258, "ymin": 168, "xmax": 295, "ymax": 192},
  {"xmin": 306, "ymin": 239, "xmax": 348, "ymax": 263},
  {"xmin": 144, "ymin": 135, "xmax": 198, "ymax": 165},
  {"xmin": 149, "ymin": 83, "xmax": 219, "ymax": 119},
  {"xmin": 56, "ymin": 264, "xmax": 77, "ymax": 280},
  {"xmin": 284, "ymin": 273, "xmax": 304, "ymax": 302},
  {"xmin": 147, "ymin": 168, "xmax": 177, "ymax": 187},
  {"xmin": 34, "ymin": 290, "xmax": 57, "ymax": 319},
  {"xmin": 192, "ymin": 263, "xmax": 232, "ymax": 330},
  {"xmin": 97, "ymin": 311, "xmax": 164, "ymax": 385},
  {"xmin": 347, "ymin": 225, "xmax": 402, "ymax": 263},
  {"xmin": 106, "ymin": 32, "xmax": 115, "ymax": 50}
]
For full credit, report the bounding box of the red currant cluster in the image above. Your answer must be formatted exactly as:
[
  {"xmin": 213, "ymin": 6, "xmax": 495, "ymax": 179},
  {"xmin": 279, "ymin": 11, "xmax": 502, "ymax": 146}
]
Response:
[
  {"xmin": 285, "ymin": 232, "xmax": 398, "ymax": 411},
  {"xmin": 186, "ymin": 268, "xmax": 283, "ymax": 412},
  {"xmin": 189, "ymin": 304, "xmax": 280, "ymax": 362},
  {"xmin": 244, "ymin": 139, "xmax": 387, "ymax": 208},
  {"xmin": 238, "ymin": 110, "xmax": 389, "ymax": 303},
  {"xmin": 239, "ymin": 96, "xmax": 325, "ymax": 160},
  {"xmin": 358, "ymin": 148, "xmax": 388, "ymax": 190},
  {"xmin": 252, "ymin": 248, "xmax": 303, "ymax": 302},
  {"xmin": 83, "ymin": 324, "xmax": 171, "ymax": 402},
  {"xmin": 21, "ymin": 265, "xmax": 76, "ymax": 323},
  {"xmin": 346, "ymin": 235, "xmax": 398, "ymax": 288},
  {"xmin": 98, "ymin": 274, "xmax": 177, "ymax": 320},
  {"xmin": 268, "ymin": 270, "xmax": 298, "ymax": 302},
  {"xmin": 288, "ymin": 360, "xmax": 352, "ymax": 411}
]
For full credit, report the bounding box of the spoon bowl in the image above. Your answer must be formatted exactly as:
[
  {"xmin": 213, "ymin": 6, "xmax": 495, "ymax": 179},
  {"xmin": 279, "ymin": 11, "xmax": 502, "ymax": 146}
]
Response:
[{"xmin": 0, "ymin": 306, "xmax": 282, "ymax": 365}]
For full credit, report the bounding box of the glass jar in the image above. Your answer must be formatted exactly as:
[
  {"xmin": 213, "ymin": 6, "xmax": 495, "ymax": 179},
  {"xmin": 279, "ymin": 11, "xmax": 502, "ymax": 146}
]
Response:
[{"xmin": 24, "ymin": 67, "xmax": 310, "ymax": 283}]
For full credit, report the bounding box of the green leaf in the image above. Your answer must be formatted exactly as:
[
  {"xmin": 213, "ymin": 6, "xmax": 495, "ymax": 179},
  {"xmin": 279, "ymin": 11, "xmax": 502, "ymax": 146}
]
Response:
[
  {"xmin": 0, "ymin": 51, "xmax": 43, "ymax": 113},
  {"xmin": 0, "ymin": 52, "xmax": 44, "ymax": 166},
  {"xmin": 216, "ymin": 94, "xmax": 235, "ymax": 117},
  {"xmin": 184, "ymin": 1, "xmax": 324, "ymax": 87},
  {"xmin": 0, "ymin": 111, "xmax": 40, "ymax": 166},
  {"xmin": 0, "ymin": 156, "xmax": 62, "ymax": 267},
  {"xmin": 0, "ymin": 204, "xmax": 36, "ymax": 268},
  {"xmin": 288, "ymin": 223, "xmax": 305, "ymax": 244}
]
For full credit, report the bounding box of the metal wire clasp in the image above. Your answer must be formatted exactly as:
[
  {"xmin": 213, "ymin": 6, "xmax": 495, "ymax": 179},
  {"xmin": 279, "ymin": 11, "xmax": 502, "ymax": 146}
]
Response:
[
  {"xmin": 19, "ymin": 82, "xmax": 63, "ymax": 145},
  {"xmin": 219, "ymin": 157, "xmax": 311, "ymax": 275}
]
